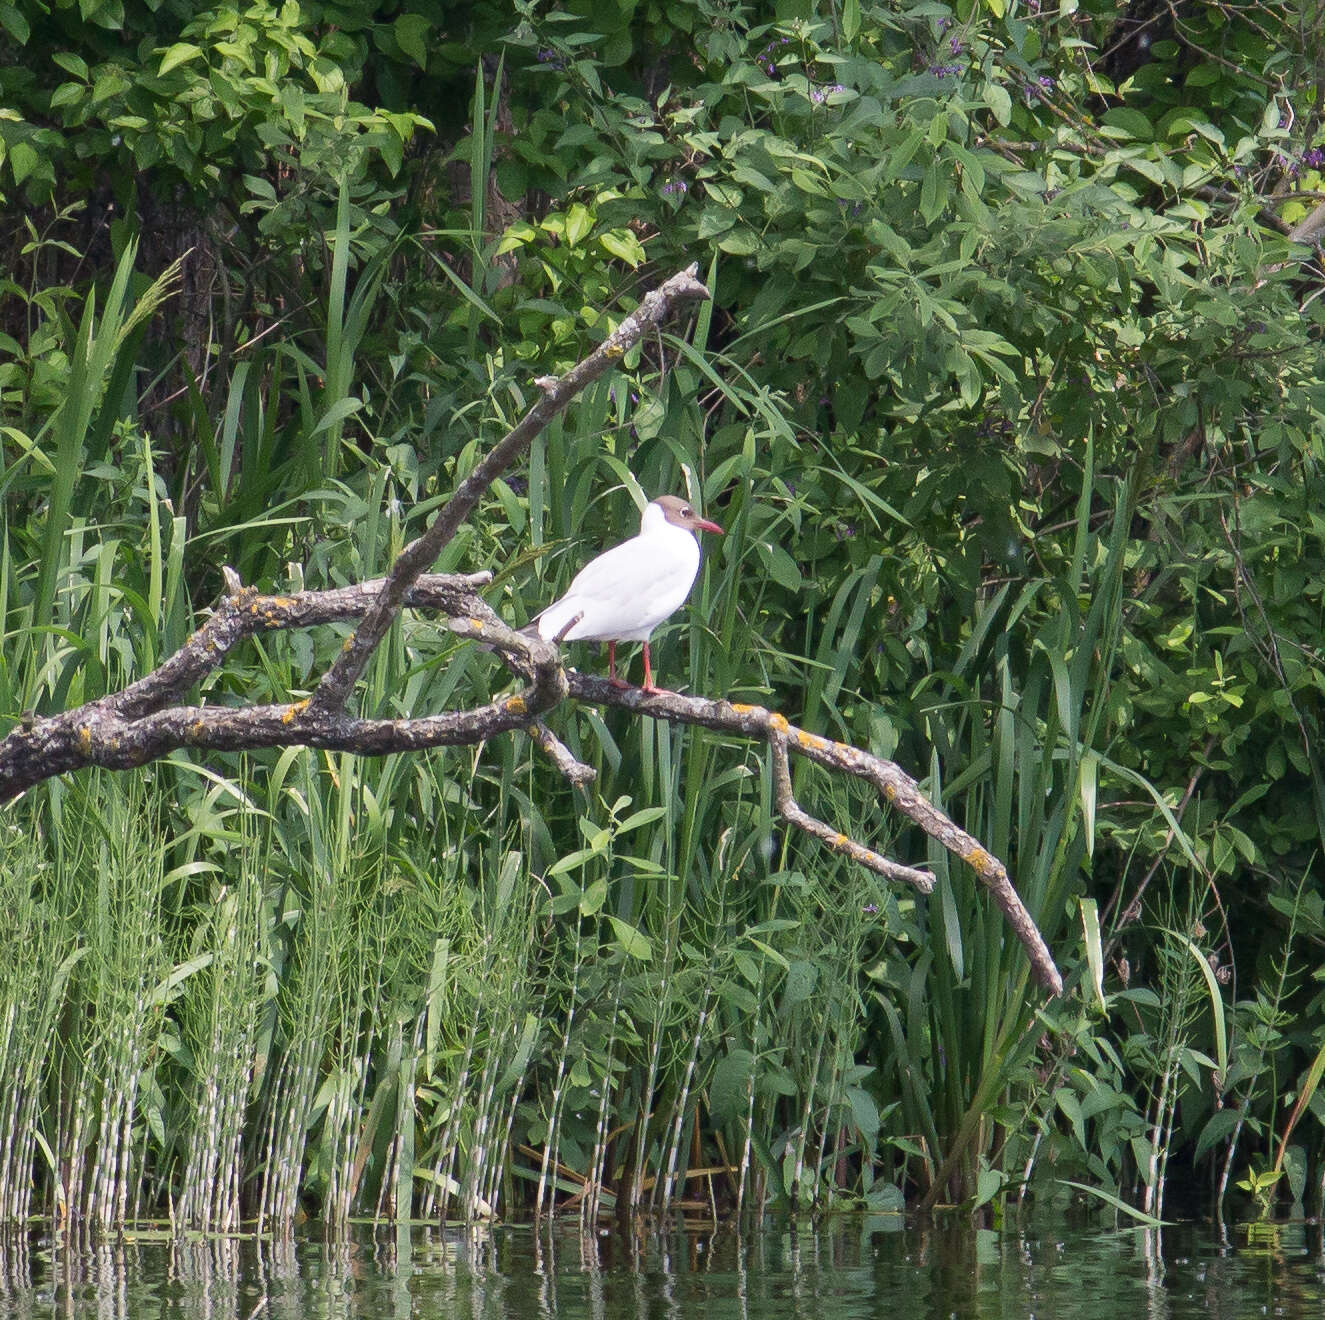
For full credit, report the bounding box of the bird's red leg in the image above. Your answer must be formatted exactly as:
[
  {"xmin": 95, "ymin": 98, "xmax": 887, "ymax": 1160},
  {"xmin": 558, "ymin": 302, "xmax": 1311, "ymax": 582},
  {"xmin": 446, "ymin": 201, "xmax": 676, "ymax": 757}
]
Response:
[
  {"xmin": 642, "ymin": 641, "xmax": 660, "ymax": 694},
  {"xmin": 607, "ymin": 641, "xmax": 629, "ymax": 689}
]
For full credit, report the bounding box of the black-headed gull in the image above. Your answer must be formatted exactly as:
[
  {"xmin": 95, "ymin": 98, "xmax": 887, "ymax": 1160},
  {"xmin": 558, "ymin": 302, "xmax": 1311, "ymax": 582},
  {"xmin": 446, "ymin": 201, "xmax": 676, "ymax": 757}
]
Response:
[{"xmin": 533, "ymin": 494, "xmax": 723, "ymax": 693}]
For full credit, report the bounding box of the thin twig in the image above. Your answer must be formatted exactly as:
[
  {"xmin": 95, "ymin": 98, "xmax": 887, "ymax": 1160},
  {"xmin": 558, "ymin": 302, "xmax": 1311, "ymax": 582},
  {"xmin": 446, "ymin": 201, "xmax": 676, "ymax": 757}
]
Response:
[{"xmin": 528, "ymin": 720, "xmax": 596, "ymax": 786}]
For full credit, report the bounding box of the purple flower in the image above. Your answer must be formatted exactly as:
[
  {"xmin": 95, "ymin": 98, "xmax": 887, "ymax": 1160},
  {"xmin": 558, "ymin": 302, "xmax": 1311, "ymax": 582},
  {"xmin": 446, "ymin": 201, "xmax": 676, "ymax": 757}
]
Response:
[
  {"xmin": 661, "ymin": 178, "xmax": 688, "ymax": 195},
  {"xmin": 863, "ymin": 903, "xmax": 879, "ymax": 915},
  {"xmin": 1303, "ymin": 147, "xmax": 1325, "ymax": 169},
  {"xmin": 929, "ymin": 63, "xmax": 963, "ymax": 78},
  {"xmin": 950, "ymin": 36, "xmax": 964, "ymax": 55},
  {"xmin": 937, "ymin": 17, "xmax": 952, "ymax": 31}
]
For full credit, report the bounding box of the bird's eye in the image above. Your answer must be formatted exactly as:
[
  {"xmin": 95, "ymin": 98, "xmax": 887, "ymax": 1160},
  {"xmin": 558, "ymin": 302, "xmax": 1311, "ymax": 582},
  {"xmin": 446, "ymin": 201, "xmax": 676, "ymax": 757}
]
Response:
[{"xmin": 681, "ymin": 506, "xmax": 693, "ymax": 517}]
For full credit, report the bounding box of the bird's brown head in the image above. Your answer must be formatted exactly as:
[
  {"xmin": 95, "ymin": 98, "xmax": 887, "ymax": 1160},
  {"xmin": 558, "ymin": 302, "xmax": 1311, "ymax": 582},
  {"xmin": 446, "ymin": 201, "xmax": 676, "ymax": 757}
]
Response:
[{"xmin": 655, "ymin": 494, "xmax": 723, "ymax": 536}]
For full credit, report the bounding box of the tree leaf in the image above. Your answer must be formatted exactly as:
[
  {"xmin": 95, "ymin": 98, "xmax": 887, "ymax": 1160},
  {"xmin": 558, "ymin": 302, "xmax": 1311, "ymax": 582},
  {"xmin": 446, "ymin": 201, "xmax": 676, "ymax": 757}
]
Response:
[
  {"xmin": 157, "ymin": 42, "xmax": 204, "ymax": 77},
  {"xmin": 842, "ymin": 0, "xmax": 860, "ymax": 42},
  {"xmin": 606, "ymin": 915, "xmax": 652, "ymax": 961},
  {"xmin": 709, "ymin": 1049, "xmax": 755, "ymax": 1124},
  {"xmin": 394, "ymin": 14, "xmax": 430, "ymax": 69}
]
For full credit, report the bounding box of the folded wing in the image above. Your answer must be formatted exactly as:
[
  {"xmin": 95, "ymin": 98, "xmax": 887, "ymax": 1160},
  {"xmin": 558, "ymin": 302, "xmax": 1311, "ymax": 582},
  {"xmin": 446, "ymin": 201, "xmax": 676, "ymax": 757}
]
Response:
[{"xmin": 537, "ymin": 530, "xmax": 701, "ymax": 642}]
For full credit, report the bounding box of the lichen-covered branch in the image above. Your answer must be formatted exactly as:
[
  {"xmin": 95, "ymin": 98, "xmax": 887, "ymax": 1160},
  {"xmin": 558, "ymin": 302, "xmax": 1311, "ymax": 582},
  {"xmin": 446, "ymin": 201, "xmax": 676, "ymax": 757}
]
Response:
[
  {"xmin": 0, "ymin": 577, "xmax": 564, "ymax": 801},
  {"xmin": 768, "ymin": 729, "xmax": 936, "ymax": 894},
  {"xmin": 550, "ymin": 671, "xmax": 1064, "ymax": 997}
]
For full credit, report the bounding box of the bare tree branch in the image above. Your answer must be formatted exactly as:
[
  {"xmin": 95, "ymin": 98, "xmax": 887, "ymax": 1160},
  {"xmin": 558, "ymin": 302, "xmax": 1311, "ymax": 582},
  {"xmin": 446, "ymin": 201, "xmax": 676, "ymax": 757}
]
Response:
[
  {"xmin": 528, "ymin": 719, "xmax": 597, "ymax": 785},
  {"xmin": 0, "ymin": 575, "xmax": 566, "ymax": 794},
  {"xmin": 1288, "ymin": 200, "xmax": 1325, "ymax": 246},
  {"xmin": 0, "ymin": 266, "xmax": 1064, "ymax": 996},
  {"xmin": 552, "ymin": 670, "xmax": 1063, "ymax": 996},
  {"xmin": 769, "ymin": 729, "xmax": 937, "ymax": 893}
]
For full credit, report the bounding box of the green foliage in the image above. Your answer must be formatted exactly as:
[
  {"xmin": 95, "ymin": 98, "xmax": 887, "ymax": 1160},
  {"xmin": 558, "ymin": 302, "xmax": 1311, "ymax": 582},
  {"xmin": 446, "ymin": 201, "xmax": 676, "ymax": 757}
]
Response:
[{"xmin": 1, "ymin": 0, "xmax": 1324, "ymax": 1226}]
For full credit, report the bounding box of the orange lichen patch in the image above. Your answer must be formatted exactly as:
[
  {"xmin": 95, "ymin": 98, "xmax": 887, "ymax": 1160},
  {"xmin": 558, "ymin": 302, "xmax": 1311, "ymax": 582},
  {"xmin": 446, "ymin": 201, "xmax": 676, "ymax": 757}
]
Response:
[
  {"xmin": 603, "ymin": 343, "xmax": 625, "ymax": 359},
  {"xmin": 468, "ymin": 617, "xmax": 485, "ymax": 632},
  {"xmin": 963, "ymin": 845, "xmax": 991, "ymax": 871},
  {"xmin": 77, "ymin": 725, "xmax": 92, "ymax": 754},
  {"xmin": 269, "ymin": 596, "xmax": 296, "ymax": 608},
  {"xmin": 796, "ymin": 729, "xmax": 829, "ymax": 751},
  {"xmin": 833, "ymin": 833, "xmax": 848, "ymax": 847},
  {"xmin": 190, "ymin": 720, "xmax": 206, "ymax": 739},
  {"xmin": 883, "ymin": 782, "xmax": 898, "ymax": 801},
  {"xmin": 281, "ymin": 699, "xmax": 311, "ymax": 724},
  {"xmin": 768, "ymin": 712, "xmax": 790, "ymax": 733},
  {"xmin": 504, "ymin": 694, "xmax": 527, "ymax": 715},
  {"xmin": 343, "ymin": 637, "xmax": 354, "ymax": 650}
]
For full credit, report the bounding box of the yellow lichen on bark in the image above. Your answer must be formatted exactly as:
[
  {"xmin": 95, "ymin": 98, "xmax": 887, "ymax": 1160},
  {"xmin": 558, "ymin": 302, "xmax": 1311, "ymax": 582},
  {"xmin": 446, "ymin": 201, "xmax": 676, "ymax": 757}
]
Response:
[{"xmin": 282, "ymin": 699, "xmax": 310, "ymax": 724}]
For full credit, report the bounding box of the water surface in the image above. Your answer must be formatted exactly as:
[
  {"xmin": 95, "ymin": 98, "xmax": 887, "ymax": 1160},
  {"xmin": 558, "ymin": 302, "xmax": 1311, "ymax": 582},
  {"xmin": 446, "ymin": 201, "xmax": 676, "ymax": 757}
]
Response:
[{"xmin": 1, "ymin": 1215, "xmax": 1322, "ymax": 1318}]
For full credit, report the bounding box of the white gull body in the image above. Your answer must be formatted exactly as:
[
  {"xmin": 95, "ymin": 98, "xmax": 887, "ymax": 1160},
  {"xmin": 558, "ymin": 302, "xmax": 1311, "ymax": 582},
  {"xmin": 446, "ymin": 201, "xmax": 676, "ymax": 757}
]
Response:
[{"xmin": 534, "ymin": 495, "xmax": 722, "ymax": 691}]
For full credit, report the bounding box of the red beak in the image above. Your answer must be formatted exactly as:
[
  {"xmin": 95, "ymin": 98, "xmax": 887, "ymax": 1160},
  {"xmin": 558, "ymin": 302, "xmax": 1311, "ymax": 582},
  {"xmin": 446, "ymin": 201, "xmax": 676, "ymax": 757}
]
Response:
[{"xmin": 693, "ymin": 517, "xmax": 723, "ymax": 536}]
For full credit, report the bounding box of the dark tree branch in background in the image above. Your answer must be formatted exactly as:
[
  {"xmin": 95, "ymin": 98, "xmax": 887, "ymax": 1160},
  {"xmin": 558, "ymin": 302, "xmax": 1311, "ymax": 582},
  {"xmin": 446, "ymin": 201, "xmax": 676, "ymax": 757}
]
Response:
[{"xmin": 0, "ymin": 267, "xmax": 1064, "ymax": 996}]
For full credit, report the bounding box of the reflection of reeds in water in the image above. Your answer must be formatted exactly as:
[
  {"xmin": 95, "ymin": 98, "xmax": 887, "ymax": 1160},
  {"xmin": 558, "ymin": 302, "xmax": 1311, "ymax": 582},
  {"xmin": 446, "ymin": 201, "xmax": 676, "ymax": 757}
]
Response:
[
  {"xmin": 167, "ymin": 1236, "xmax": 245, "ymax": 1320},
  {"xmin": 0, "ymin": 1229, "xmax": 32, "ymax": 1298}
]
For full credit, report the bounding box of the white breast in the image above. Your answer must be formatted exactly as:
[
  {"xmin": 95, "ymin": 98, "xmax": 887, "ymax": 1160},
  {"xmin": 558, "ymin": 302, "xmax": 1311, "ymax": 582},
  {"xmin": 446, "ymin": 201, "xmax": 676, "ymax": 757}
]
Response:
[{"xmin": 536, "ymin": 505, "xmax": 703, "ymax": 643}]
